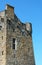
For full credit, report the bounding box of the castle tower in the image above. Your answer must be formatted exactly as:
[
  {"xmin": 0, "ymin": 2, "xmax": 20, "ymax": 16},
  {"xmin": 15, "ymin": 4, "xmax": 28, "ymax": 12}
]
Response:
[{"xmin": 0, "ymin": 4, "xmax": 35, "ymax": 65}]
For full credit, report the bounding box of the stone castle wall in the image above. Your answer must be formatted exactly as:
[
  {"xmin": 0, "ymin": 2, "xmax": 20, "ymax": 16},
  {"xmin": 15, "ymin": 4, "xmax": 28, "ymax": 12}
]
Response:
[{"xmin": 0, "ymin": 4, "xmax": 35, "ymax": 65}]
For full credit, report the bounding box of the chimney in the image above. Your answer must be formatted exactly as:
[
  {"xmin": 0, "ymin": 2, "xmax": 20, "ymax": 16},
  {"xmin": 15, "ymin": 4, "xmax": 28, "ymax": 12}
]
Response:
[{"xmin": 5, "ymin": 4, "xmax": 14, "ymax": 19}]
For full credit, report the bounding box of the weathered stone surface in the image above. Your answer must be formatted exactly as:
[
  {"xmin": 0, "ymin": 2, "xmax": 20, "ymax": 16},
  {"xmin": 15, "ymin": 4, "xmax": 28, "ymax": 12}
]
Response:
[{"xmin": 0, "ymin": 4, "xmax": 35, "ymax": 65}]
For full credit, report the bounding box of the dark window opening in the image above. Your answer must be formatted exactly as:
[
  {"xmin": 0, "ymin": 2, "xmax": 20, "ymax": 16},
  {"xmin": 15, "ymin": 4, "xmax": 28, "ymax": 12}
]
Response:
[
  {"xmin": 2, "ymin": 51, "xmax": 4, "ymax": 55},
  {"xmin": 13, "ymin": 38, "xmax": 15, "ymax": 49},
  {"xmin": 7, "ymin": 19, "xmax": 11, "ymax": 25},
  {"xmin": 13, "ymin": 38, "xmax": 15, "ymax": 43},
  {"xmin": 13, "ymin": 43, "xmax": 15, "ymax": 49}
]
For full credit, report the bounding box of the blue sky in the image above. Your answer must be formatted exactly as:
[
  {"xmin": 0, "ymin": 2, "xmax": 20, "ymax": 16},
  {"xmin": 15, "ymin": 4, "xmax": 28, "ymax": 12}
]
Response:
[{"xmin": 0, "ymin": 0, "xmax": 42, "ymax": 65}]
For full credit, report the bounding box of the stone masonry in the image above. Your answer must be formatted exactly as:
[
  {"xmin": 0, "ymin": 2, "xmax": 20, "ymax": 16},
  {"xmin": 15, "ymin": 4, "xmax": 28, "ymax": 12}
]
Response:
[{"xmin": 0, "ymin": 4, "xmax": 35, "ymax": 65}]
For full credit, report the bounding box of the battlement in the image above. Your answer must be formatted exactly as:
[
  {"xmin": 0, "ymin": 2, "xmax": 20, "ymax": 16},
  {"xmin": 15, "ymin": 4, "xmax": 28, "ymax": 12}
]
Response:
[{"xmin": 14, "ymin": 13, "xmax": 32, "ymax": 35}]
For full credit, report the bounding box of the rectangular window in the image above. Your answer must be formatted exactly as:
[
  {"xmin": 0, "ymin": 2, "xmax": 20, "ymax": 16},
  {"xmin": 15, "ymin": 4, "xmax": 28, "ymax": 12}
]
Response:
[
  {"xmin": 12, "ymin": 38, "xmax": 17, "ymax": 50},
  {"xmin": 13, "ymin": 44, "xmax": 15, "ymax": 49},
  {"xmin": 13, "ymin": 38, "xmax": 15, "ymax": 49},
  {"xmin": 13, "ymin": 38, "xmax": 15, "ymax": 43}
]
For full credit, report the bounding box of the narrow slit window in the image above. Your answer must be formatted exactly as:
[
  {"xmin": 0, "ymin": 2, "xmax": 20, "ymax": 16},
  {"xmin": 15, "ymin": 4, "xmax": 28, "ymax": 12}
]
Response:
[
  {"xmin": 13, "ymin": 38, "xmax": 15, "ymax": 43},
  {"xmin": 13, "ymin": 43, "xmax": 15, "ymax": 49},
  {"xmin": 13, "ymin": 38, "xmax": 15, "ymax": 49},
  {"xmin": 12, "ymin": 38, "xmax": 17, "ymax": 50}
]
